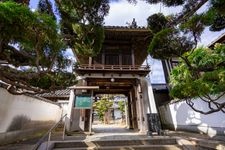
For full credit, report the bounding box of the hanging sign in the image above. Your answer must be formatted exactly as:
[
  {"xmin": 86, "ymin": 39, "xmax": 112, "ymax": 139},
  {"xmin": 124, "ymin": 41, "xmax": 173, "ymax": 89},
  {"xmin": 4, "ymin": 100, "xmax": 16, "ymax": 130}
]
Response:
[{"xmin": 74, "ymin": 95, "xmax": 92, "ymax": 109}]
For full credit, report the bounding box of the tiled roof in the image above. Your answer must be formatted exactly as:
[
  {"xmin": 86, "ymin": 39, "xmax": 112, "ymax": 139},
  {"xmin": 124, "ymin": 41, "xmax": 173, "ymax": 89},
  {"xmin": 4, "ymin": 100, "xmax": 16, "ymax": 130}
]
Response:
[
  {"xmin": 104, "ymin": 25, "xmax": 147, "ymax": 30},
  {"xmin": 208, "ymin": 32, "xmax": 225, "ymax": 47},
  {"xmin": 152, "ymin": 84, "xmax": 168, "ymax": 90},
  {"xmin": 0, "ymin": 81, "xmax": 71, "ymax": 98},
  {"xmin": 36, "ymin": 88, "xmax": 71, "ymax": 98},
  {"xmin": 0, "ymin": 82, "xmax": 61, "ymax": 105}
]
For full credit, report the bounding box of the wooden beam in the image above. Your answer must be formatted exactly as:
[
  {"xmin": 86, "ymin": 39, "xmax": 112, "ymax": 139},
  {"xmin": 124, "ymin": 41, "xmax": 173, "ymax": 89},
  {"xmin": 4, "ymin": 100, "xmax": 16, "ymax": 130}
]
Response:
[{"xmin": 69, "ymin": 86, "xmax": 99, "ymax": 90}]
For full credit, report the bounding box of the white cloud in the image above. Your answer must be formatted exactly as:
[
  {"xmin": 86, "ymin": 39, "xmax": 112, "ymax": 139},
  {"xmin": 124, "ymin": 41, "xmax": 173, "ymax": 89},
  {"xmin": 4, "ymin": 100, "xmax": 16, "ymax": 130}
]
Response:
[
  {"xmin": 105, "ymin": 0, "xmax": 225, "ymax": 83},
  {"xmin": 105, "ymin": 0, "xmax": 182, "ymax": 26},
  {"xmin": 106, "ymin": 0, "xmax": 225, "ymax": 46}
]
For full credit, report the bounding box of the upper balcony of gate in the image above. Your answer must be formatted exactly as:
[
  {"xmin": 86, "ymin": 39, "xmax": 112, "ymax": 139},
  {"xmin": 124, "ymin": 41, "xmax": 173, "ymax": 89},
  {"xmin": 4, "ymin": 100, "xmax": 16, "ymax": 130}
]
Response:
[{"xmin": 75, "ymin": 26, "xmax": 152, "ymax": 76}]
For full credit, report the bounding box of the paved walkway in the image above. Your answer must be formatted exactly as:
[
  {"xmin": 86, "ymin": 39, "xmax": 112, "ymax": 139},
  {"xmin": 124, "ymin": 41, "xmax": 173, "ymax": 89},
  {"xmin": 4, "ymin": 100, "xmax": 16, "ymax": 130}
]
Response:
[
  {"xmin": 86, "ymin": 123, "xmax": 147, "ymax": 141},
  {"xmin": 0, "ymin": 136, "xmax": 39, "ymax": 150},
  {"xmin": 1, "ymin": 123, "xmax": 225, "ymax": 150},
  {"xmin": 166, "ymin": 130, "xmax": 225, "ymax": 142}
]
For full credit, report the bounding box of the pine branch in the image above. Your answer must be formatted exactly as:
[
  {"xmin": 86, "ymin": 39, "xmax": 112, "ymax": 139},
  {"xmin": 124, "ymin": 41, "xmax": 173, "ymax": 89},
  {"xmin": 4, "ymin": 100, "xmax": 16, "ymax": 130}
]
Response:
[
  {"xmin": 186, "ymin": 98, "xmax": 225, "ymax": 114},
  {"xmin": 169, "ymin": 0, "xmax": 208, "ymax": 27}
]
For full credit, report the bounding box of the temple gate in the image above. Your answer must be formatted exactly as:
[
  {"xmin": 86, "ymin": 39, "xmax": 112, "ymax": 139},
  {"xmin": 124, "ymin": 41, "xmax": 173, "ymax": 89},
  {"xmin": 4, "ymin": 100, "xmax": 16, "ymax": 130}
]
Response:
[{"xmin": 66, "ymin": 26, "xmax": 158, "ymax": 134}]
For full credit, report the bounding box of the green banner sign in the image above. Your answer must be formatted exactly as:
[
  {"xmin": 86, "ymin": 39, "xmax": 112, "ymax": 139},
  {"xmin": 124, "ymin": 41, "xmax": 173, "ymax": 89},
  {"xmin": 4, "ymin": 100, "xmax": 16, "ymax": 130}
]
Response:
[{"xmin": 74, "ymin": 95, "xmax": 92, "ymax": 109}]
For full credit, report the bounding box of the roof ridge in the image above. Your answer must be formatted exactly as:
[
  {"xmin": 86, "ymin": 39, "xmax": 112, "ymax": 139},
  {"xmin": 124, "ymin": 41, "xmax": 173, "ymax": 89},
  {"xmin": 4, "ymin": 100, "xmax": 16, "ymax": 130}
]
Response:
[{"xmin": 104, "ymin": 25, "xmax": 147, "ymax": 29}]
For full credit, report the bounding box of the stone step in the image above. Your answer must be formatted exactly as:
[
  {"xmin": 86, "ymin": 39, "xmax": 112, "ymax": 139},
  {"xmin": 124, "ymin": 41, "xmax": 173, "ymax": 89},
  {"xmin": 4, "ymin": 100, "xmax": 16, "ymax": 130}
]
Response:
[
  {"xmin": 195, "ymin": 138, "xmax": 225, "ymax": 150},
  {"xmin": 53, "ymin": 138, "xmax": 178, "ymax": 149},
  {"xmin": 49, "ymin": 137, "xmax": 177, "ymax": 149},
  {"xmin": 53, "ymin": 144, "xmax": 182, "ymax": 150}
]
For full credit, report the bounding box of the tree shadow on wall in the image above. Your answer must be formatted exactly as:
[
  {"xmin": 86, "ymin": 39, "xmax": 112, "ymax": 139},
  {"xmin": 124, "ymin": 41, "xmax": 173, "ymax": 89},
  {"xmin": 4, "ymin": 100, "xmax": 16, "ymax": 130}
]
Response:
[
  {"xmin": 7, "ymin": 115, "xmax": 31, "ymax": 132},
  {"xmin": 174, "ymin": 102, "xmax": 225, "ymax": 139}
]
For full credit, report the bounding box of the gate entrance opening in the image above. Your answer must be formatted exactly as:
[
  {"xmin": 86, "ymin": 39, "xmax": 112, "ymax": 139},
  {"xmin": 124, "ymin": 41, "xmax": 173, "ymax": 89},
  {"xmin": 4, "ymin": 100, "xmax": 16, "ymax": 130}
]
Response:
[{"xmin": 92, "ymin": 94, "xmax": 128, "ymax": 133}]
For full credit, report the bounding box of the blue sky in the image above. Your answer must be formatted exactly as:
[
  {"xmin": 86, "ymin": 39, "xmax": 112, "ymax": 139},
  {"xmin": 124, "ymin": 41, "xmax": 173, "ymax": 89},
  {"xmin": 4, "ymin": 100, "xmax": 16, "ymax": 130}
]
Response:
[
  {"xmin": 29, "ymin": 0, "xmax": 39, "ymax": 10},
  {"xmin": 29, "ymin": 0, "xmax": 225, "ymax": 83}
]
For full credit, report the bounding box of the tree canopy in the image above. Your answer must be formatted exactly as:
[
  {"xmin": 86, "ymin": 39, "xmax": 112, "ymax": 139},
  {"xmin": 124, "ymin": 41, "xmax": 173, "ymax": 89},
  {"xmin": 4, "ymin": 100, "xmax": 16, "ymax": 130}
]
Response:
[
  {"xmin": 147, "ymin": 0, "xmax": 225, "ymax": 59},
  {"xmin": 170, "ymin": 44, "xmax": 225, "ymax": 114},
  {"xmin": 55, "ymin": 0, "xmax": 109, "ymax": 57},
  {"xmin": 93, "ymin": 96, "xmax": 113, "ymax": 123},
  {"xmin": 0, "ymin": 0, "xmax": 110, "ymax": 94},
  {"xmin": 0, "ymin": 1, "xmax": 76, "ymax": 94},
  {"xmin": 1, "ymin": 0, "xmax": 225, "ymax": 115},
  {"xmin": 144, "ymin": 0, "xmax": 225, "ymax": 114}
]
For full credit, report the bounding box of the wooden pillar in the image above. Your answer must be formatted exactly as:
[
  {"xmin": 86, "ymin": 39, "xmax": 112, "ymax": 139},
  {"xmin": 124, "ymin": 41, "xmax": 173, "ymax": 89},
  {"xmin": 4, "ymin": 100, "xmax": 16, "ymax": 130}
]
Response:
[
  {"xmin": 102, "ymin": 52, "xmax": 105, "ymax": 65},
  {"xmin": 88, "ymin": 57, "xmax": 92, "ymax": 66},
  {"xmin": 136, "ymin": 83, "xmax": 144, "ymax": 132},
  {"xmin": 89, "ymin": 90, "xmax": 94, "ymax": 133},
  {"xmin": 83, "ymin": 79, "xmax": 89, "ymax": 132},
  {"xmin": 127, "ymin": 92, "xmax": 133, "ymax": 129},
  {"xmin": 84, "ymin": 110, "xmax": 90, "ymax": 131},
  {"xmin": 125, "ymin": 98, "xmax": 128, "ymax": 127},
  {"xmin": 131, "ymin": 87, "xmax": 138, "ymax": 129},
  {"xmin": 119, "ymin": 53, "xmax": 122, "ymax": 66},
  {"xmin": 134, "ymin": 84, "xmax": 141, "ymax": 131},
  {"xmin": 131, "ymin": 49, "xmax": 135, "ymax": 66}
]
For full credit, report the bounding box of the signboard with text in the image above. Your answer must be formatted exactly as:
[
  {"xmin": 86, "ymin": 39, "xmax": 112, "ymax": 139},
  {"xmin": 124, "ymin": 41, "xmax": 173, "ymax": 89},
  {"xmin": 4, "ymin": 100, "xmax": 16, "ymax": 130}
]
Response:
[{"xmin": 74, "ymin": 95, "xmax": 92, "ymax": 109}]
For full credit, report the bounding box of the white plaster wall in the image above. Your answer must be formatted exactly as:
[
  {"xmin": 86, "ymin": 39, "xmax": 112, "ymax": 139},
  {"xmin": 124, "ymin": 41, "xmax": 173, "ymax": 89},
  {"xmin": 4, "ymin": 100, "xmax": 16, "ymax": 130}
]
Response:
[
  {"xmin": 57, "ymin": 100, "xmax": 69, "ymax": 117},
  {"xmin": 0, "ymin": 88, "xmax": 62, "ymax": 133},
  {"xmin": 141, "ymin": 78, "xmax": 157, "ymax": 114},
  {"xmin": 140, "ymin": 78, "xmax": 159, "ymax": 133},
  {"xmin": 159, "ymin": 96, "xmax": 225, "ymax": 136}
]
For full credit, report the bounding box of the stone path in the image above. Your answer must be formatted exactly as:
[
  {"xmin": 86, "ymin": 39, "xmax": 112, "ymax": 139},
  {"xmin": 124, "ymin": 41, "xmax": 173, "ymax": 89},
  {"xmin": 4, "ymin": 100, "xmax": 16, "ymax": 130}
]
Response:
[
  {"xmin": 0, "ymin": 136, "xmax": 39, "ymax": 150},
  {"xmin": 1, "ymin": 123, "xmax": 225, "ymax": 150},
  {"xmin": 86, "ymin": 123, "xmax": 147, "ymax": 141}
]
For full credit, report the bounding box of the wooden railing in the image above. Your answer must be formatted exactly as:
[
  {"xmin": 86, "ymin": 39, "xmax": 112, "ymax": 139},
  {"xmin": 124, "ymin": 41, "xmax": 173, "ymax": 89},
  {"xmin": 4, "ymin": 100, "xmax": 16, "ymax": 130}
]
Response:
[{"xmin": 75, "ymin": 64, "xmax": 150, "ymax": 71}]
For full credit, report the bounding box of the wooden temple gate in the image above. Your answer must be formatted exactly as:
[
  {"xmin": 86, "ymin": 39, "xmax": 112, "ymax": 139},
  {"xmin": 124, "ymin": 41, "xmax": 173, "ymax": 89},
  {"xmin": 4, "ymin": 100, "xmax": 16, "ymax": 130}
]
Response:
[{"xmin": 66, "ymin": 26, "xmax": 159, "ymax": 134}]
